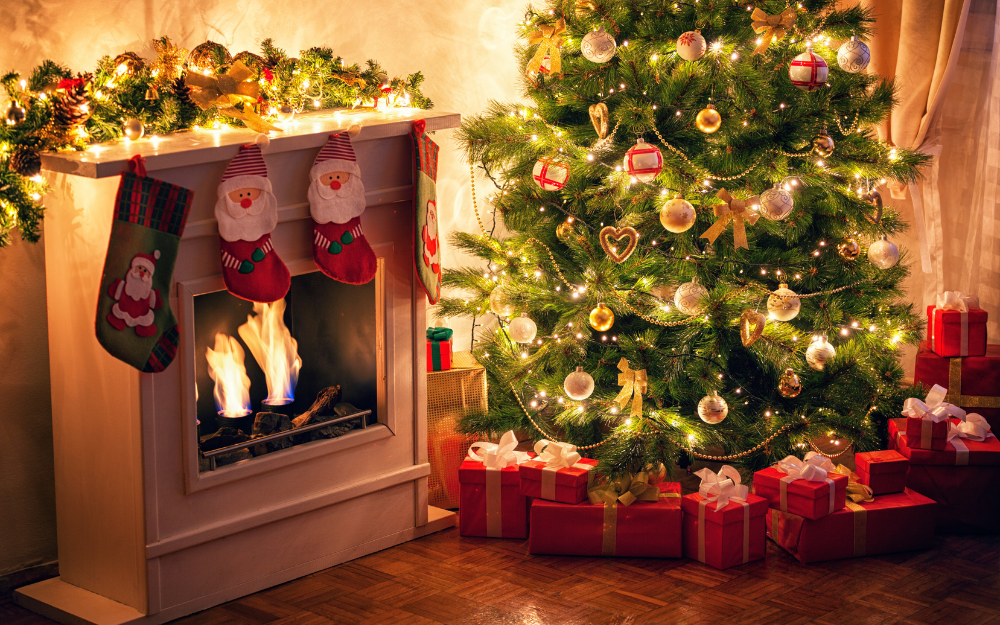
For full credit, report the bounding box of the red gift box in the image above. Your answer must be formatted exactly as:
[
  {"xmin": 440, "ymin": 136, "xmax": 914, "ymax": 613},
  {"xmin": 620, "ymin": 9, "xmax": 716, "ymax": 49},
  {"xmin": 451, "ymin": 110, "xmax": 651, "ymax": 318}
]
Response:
[
  {"xmin": 458, "ymin": 455, "xmax": 533, "ymax": 538},
  {"xmin": 767, "ymin": 488, "xmax": 936, "ymax": 563},
  {"xmin": 529, "ymin": 483, "xmax": 682, "ymax": 557},
  {"xmin": 427, "ymin": 336, "xmax": 452, "ymax": 371},
  {"xmin": 753, "ymin": 466, "xmax": 848, "ymax": 520},
  {"xmin": 904, "ymin": 416, "xmax": 949, "ymax": 451},
  {"xmin": 855, "ymin": 450, "xmax": 909, "ymax": 495},
  {"xmin": 519, "ymin": 458, "xmax": 598, "ymax": 504},
  {"xmin": 926, "ymin": 304, "xmax": 987, "ymax": 357},
  {"xmin": 681, "ymin": 492, "xmax": 768, "ymax": 570},
  {"xmin": 914, "ymin": 341, "xmax": 1000, "ymax": 431},
  {"xmin": 900, "ymin": 464, "xmax": 1000, "ymax": 533},
  {"xmin": 888, "ymin": 418, "xmax": 1000, "ymax": 466}
]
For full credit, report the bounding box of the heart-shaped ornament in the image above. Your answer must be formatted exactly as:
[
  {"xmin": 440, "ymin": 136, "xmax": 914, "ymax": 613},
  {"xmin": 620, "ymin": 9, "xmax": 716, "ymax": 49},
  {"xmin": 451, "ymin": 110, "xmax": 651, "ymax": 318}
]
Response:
[
  {"xmin": 589, "ymin": 102, "xmax": 609, "ymax": 139},
  {"xmin": 600, "ymin": 225, "xmax": 639, "ymax": 263},
  {"xmin": 740, "ymin": 309, "xmax": 766, "ymax": 347}
]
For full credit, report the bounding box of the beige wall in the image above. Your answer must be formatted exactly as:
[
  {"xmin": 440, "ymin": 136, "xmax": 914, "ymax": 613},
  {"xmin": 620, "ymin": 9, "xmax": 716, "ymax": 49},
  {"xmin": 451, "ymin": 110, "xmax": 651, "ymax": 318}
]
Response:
[{"xmin": 0, "ymin": 0, "xmax": 524, "ymax": 576}]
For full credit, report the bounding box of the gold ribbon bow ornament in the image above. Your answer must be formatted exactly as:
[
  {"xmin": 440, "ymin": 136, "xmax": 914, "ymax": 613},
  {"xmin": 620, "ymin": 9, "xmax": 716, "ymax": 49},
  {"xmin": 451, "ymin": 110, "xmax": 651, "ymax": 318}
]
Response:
[
  {"xmin": 751, "ymin": 7, "xmax": 797, "ymax": 55},
  {"xmin": 526, "ymin": 18, "xmax": 566, "ymax": 78},
  {"xmin": 701, "ymin": 188, "xmax": 760, "ymax": 250},
  {"xmin": 588, "ymin": 472, "xmax": 659, "ymax": 507},
  {"xmin": 614, "ymin": 358, "xmax": 647, "ymax": 417},
  {"xmin": 185, "ymin": 61, "xmax": 281, "ymax": 134},
  {"xmin": 830, "ymin": 464, "xmax": 875, "ymax": 503}
]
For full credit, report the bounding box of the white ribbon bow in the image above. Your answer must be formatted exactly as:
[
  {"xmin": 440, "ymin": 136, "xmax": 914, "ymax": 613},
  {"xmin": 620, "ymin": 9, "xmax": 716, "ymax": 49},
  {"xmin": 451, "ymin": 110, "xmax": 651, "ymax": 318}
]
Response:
[
  {"xmin": 936, "ymin": 291, "xmax": 980, "ymax": 312},
  {"xmin": 775, "ymin": 451, "xmax": 835, "ymax": 481},
  {"xmin": 533, "ymin": 439, "xmax": 582, "ymax": 469},
  {"xmin": 949, "ymin": 413, "xmax": 993, "ymax": 442},
  {"xmin": 902, "ymin": 384, "xmax": 967, "ymax": 423},
  {"xmin": 467, "ymin": 430, "xmax": 531, "ymax": 469},
  {"xmin": 695, "ymin": 465, "xmax": 748, "ymax": 508}
]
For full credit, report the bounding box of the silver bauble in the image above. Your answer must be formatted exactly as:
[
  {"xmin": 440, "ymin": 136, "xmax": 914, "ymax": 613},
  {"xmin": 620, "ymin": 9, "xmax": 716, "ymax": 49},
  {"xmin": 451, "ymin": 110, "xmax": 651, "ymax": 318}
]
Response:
[
  {"xmin": 837, "ymin": 37, "xmax": 871, "ymax": 73},
  {"xmin": 564, "ymin": 367, "xmax": 595, "ymax": 401},
  {"xmin": 123, "ymin": 118, "xmax": 145, "ymax": 141},
  {"xmin": 867, "ymin": 236, "xmax": 899, "ymax": 269},
  {"xmin": 676, "ymin": 31, "xmax": 707, "ymax": 62},
  {"xmin": 581, "ymin": 26, "xmax": 617, "ymax": 64},
  {"xmin": 759, "ymin": 185, "xmax": 794, "ymax": 221},
  {"xmin": 698, "ymin": 391, "xmax": 729, "ymax": 424},
  {"xmin": 508, "ymin": 313, "xmax": 537, "ymax": 344},
  {"xmin": 488, "ymin": 288, "xmax": 515, "ymax": 317},
  {"xmin": 674, "ymin": 277, "xmax": 709, "ymax": 316},
  {"xmin": 806, "ymin": 335, "xmax": 837, "ymax": 371},
  {"xmin": 767, "ymin": 283, "xmax": 801, "ymax": 321}
]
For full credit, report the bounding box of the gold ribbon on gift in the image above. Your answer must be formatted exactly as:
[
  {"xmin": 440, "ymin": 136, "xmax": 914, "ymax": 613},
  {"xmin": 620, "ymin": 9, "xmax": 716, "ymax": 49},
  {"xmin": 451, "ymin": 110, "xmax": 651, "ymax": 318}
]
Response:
[
  {"xmin": 526, "ymin": 18, "xmax": 566, "ymax": 78},
  {"xmin": 845, "ymin": 501, "xmax": 867, "ymax": 557},
  {"xmin": 830, "ymin": 464, "xmax": 874, "ymax": 503},
  {"xmin": 750, "ymin": 7, "xmax": 796, "ymax": 55},
  {"xmin": 613, "ymin": 358, "xmax": 647, "ymax": 417},
  {"xmin": 587, "ymin": 472, "xmax": 660, "ymax": 507},
  {"xmin": 184, "ymin": 61, "xmax": 281, "ymax": 133},
  {"xmin": 946, "ymin": 358, "xmax": 1000, "ymax": 409},
  {"xmin": 700, "ymin": 188, "xmax": 760, "ymax": 250}
]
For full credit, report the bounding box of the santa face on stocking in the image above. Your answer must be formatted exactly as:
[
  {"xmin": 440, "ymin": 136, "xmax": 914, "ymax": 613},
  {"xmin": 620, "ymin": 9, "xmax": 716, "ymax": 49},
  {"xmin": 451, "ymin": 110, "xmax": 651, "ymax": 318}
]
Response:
[
  {"xmin": 215, "ymin": 177, "xmax": 278, "ymax": 243},
  {"xmin": 107, "ymin": 251, "xmax": 163, "ymax": 337},
  {"xmin": 307, "ymin": 169, "xmax": 366, "ymax": 225},
  {"xmin": 421, "ymin": 199, "xmax": 440, "ymax": 275}
]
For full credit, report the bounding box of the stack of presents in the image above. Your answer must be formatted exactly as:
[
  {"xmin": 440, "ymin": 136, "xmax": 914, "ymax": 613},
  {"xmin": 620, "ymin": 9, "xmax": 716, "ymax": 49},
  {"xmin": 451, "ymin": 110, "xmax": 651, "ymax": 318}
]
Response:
[{"xmin": 450, "ymin": 290, "xmax": 999, "ymax": 566}]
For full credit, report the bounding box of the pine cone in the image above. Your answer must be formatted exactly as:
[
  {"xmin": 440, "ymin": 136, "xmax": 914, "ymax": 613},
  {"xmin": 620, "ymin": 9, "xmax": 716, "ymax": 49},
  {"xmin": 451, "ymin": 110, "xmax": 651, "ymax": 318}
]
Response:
[
  {"xmin": 10, "ymin": 147, "xmax": 42, "ymax": 177},
  {"xmin": 172, "ymin": 76, "xmax": 194, "ymax": 108},
  {"xmin": 52, "ymin": 73, "xmax": 92, "ymax": 128}
]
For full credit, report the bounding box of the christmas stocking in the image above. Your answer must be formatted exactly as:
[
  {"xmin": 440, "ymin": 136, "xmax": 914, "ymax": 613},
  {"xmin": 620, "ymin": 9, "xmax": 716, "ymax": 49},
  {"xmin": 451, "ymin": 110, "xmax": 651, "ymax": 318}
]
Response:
[
  {"xmin": 307, "ymin": 133, "xmax": 377, "ymax": 285},
  {"xmin": 412, "ymin": 119, "xmax": 441, "ymax": 303},
  {"xmin": 96, "ymin": 156, "xmax": 192, "ymax": 372},
  {"xmin": 215, "ymin": 144, "xmax": 291, "ymax": 303}
]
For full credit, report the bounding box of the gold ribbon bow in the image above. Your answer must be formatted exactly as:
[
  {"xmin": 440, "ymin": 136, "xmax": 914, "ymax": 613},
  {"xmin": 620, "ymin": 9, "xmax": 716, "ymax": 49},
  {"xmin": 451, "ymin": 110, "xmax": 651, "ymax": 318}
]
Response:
[
  {"xmin": 588, "ymin": 472, "xmax": 660, "ymax": 507},
  {"xmin": 184, "ymin": 61, "xmax": 281, "ymax": 134},
  {"xmin": 700, "ymin": 188, "xmax": 760, "ymax": 250},
  {"xmin": 526, "ymin": 18, "xmax": 566, "ymax": 78},
  {"xmin": 614, "ymin": 358, "xmax": 646, "ymax": 417},
  {"xmin": 831, "ymin": 464, "xmax": 874, "ymax": 503},
  {"xmin": 751, "ymin": 7, "xmax": 797, "ymax": 55}
]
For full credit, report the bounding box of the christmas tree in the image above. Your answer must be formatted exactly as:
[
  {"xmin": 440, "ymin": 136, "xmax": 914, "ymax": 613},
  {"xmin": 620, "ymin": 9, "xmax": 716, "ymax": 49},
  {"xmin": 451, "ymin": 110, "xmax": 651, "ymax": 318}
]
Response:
[{"xmin": 440, "ymin": 0, "xmax": 929, "ymax": 478}]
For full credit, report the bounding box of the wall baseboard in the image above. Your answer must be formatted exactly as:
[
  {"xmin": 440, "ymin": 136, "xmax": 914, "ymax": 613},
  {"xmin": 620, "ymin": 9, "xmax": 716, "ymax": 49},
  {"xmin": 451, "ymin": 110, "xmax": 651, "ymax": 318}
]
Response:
[{"xmin": 1, "ymin": 561, "xmax": 58, "ymax": 604}]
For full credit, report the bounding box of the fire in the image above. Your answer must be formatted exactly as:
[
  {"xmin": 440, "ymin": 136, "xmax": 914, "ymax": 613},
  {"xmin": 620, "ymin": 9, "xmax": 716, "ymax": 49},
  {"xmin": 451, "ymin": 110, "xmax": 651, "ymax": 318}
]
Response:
[
  {"xmin": 206, "ymin": 334, "xmax": 251, "ymax": 418},
  {"xmin": 238, "ymin": 299, "xmax": 301, "ymax": 406}
]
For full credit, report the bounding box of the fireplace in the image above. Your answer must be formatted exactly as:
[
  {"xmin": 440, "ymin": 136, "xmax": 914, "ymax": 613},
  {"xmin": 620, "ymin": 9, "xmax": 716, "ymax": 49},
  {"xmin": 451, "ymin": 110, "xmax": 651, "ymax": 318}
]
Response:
[{"xmin": 17, "ymin": 109, "xmax": 459, "ymax": 625}]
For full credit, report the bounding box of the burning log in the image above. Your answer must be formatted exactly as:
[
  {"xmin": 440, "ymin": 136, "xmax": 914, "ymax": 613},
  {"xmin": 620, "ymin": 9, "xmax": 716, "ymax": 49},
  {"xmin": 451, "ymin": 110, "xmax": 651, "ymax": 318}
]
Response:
[
  {"xmin": 199, "ymin": 427, "xmax": 252, "ymax": 467},
  {"xmin": 251, "ymin": 411, "xmax": 293, "ymax": 456},
  {"xmin": 291, "ymin": 386, "xmax": 362, "ymax": 443}
]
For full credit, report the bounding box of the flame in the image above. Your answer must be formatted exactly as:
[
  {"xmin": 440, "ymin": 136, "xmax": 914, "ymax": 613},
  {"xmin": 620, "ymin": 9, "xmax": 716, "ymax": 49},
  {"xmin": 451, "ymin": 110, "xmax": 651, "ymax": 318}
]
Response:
[
  {"xmin": 238, "ymin": 299, "xmax": 301, "ymax": 406},
  {"xmin": 206, "ymin": 334, "xmax": 251, "ymax": 418}
]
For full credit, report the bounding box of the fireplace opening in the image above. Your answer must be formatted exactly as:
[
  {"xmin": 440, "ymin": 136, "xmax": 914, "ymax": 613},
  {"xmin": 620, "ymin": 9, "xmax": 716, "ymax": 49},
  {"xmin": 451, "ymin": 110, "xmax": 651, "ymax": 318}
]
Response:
[{"xmin": 193, "ymin": 268, "xmax": 381, "ymax": 471}]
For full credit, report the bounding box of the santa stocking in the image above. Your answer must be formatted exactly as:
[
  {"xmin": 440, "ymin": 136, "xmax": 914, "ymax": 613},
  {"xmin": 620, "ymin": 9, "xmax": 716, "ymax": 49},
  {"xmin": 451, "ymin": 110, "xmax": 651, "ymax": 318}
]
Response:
[
  {"xmin": 307, "ymin": 133, "xmax": 377, "ymax": 285},
  {"xmin": 96, "ymin": 156, "xmax": 192, "ymax": 372},
  {"xmin": 412, "ymin": 119, "xmax": 442, "ymax": 303},
  {"xmin": 216, "ymin": 144, "xmax": 290, "ymax": 302}
]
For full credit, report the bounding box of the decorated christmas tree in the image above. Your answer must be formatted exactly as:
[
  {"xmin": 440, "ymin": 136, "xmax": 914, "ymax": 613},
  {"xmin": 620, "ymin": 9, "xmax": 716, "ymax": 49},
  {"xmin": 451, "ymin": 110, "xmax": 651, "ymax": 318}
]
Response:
[{"xmin": 441, "ymin": 0, "xmax": 929, "ymax": 478}]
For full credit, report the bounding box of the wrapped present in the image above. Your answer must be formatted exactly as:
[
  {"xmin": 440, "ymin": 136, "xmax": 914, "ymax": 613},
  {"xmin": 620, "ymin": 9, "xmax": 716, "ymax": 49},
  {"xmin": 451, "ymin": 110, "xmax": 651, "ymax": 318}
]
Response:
[
  {"xmin": 519, "ymin": 439, "xmax": 598, "ymax": 504},
  {"xmin": 888, "ymin": 417, "xmax": 998, "ymax": 466},
  {"xmin": 458, "ymin": 431, "xmax": 533, "ymax": 538},
  {"xmin": 926, "ymin": 291, "xmax": 987, "ymax": 357},
  {"xmin": 914, "ymin": 341, "xmax": 1000, "ymax": 430},
  {"xmin": 753, "ymin": 453, "xmax": 848, "ymax": 520},
  {"xmin": 767, "ymin": 488, "xmax": 936, "ymax": 563},
  {"xmin": 427, "ymin": 327, "xmax": 453, "ymax": 371},
  {"xmin": 855, "ymin": 450, "xmax": 908, "ymax": 495},
  {"xmin": 681, "ymin": 466, "xmax": 768, "ymax": 570},
  {"xmin": 901, "ymin": 384, "xmax": 966, "ymax": 450},
  {"xmin": 898, "ymin": 463, "xmax": 1000, "ymax": 533},
  {"xmin": 529, "ymin": 477, "xmax": 682, "ymax": 557}
]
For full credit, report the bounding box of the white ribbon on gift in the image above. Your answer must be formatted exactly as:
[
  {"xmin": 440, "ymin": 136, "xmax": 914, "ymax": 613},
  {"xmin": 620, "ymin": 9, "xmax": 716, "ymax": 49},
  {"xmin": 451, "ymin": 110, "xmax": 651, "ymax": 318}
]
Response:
[
  {"xmin": 694, "ymin": 466, "xmax": 751, "ymax": 565},
  {"xmin": 467, "ymin": 431, "xmax": 531, "ymax": 536},
  {"xmin": 532, "ymin": 439, "xmax": 596, "ymax": 500},
  {"xmin": 902, "ymin": 384, "xmax": 968, "ymax": 450},
  {"xmin": 947, "ymin": 412, "xmax": 994, "ymax": 466},
  {"xmin": 774, "ymin": 452, "xmax": 837, "ymax": 515},
  {"xmin": 931, "ymin": 291, "xmax": 980, "ymax": 355}
]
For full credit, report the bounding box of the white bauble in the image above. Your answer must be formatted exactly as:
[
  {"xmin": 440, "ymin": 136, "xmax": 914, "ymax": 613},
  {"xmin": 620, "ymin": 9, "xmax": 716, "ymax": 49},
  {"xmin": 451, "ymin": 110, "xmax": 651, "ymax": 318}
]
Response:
[
  {"xmin": 867, "ymin": 236, "xmax": 899, "ymax": 269},
  {"xmin": 676, "ymin": 31, "xmax": 707, "ymax": 62},
  {"xmin": 489, "ymin": 288, "xmax": 515, "ymax": 317},
  {"xmin": 532, "ymin": 157, "xmax": 570, "ymax": 191},
  {"xmin": 564, "ymin": 367, "xmax": 595, "ymax": 400},
  {"xmin": 789, "ymin": 50, "xmax": 829, "ymax": 92},
  {"xmin": 806, "ymin": 335, "xmax": 837, "ymax": 371},
  {"xmin": 660, "ymin": 195, "xmax": 697, "ymax": 233},
  {"xmin": 698, "ymin": 391, "xmax": 729, "ymax": 424},
  {"xmin": 837, "ymin": 37, "xmax": 871, "ymax": 73},
  {"xmin": 759, "ymin": 185, "xmax": 794, "ymax": 221},
  {"xmin": 674, "ymin": 277, "xmax": 709, "ymax": 316},
  {"xmin": 581, "ymin": 26, "xmax": 617, "ymax": 64},
  {"xmin": 508, "ymin": 313, "xmax": 537, "ymax": 343},
  {"xmin": 623, "ymin": 139, "xmax": 663, "ymax": 183},
  {"xmin": 767, "ymin": 283, "xmax": 801, "ymax": 321}
]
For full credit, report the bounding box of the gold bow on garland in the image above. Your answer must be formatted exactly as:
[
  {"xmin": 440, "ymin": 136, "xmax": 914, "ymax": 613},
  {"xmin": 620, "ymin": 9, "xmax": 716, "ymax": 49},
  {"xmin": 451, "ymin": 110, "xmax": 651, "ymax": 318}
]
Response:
[
  {"xmin": 831, "ymin": 464, "xmax": 875, "ymax": 503},
  {"xmin": 701, "ymin": 188, "xmax": 760, "ymax": 250},
  {"xmin": 588, "ymin": 472, "xmax": 660, "ymax": 507},
  {"xmin": 526, "ymin": 18, "xmax": 566, "ymax": 78},
  {"xmin": 750, "ymin": 7, "xmax": 797, "ymax": 55},
  {"xmin": 184, "ymin": 61, "xmax": 281, "ymax": 134},
  {"xmin": 614, "ymin": 358, "xmax": 647, "ymax": 417}
]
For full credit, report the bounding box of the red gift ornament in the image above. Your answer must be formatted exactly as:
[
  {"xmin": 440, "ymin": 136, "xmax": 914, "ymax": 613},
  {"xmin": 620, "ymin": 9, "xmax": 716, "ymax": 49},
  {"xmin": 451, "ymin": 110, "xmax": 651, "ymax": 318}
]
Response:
[
  {"xmin": 623, "ymin": 139, "xmax": 663, "ymax": 183},
  {"xmin": 788, "ymin": 49, "xmax": 829, "ymax": 91},
  {"xmin": 531, "ymin": 157, "xmax": 570, "ymax": 191}
]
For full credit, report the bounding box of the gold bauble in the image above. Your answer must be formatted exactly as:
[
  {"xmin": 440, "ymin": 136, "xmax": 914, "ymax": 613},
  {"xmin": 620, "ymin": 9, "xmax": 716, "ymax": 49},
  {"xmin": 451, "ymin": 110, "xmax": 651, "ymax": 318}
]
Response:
[
  {"xmin": 112, "ymin": 51, "xmax": 145, "ymax": 77},
  {"xmin": 556, "ymin": 221, "xmax": 575, "ymax": 242},
  {"xmin": 275, "ymin": 104, "xmax": 295, "ymax": 122},
  {"xmin": 123, "ymin": 118, "xmax": 145, "ymax": 141},
  {"xmin": 812, "ymin": 130, "xmax": 835, "ymax": 157},
  {"xmin": 695, "ymin": 104, "xmax": 722, "ymax": 133},
  {"xmin": 232, "ymin": 51, "xmax": 265, "ymax": 73},
  {"xmin": 659, "ymin": 195, "xmax": 697, "ymax": 233},
  {"xmin": 589, "ymin": 303, "xmax": 615, "ymax": 331},
  {"xmin": 488, "ymin": 288, "xmax": 515, "ymax": 317},
  {"xmin": 778, "ymin": 368, "xmax": 802, "ymax": 398},
  {"xmin": 837, "ymin": 237, "xmax": 860, "ymax": 261},
  {"xmin": 187, "ymin": 41, "xmax": 232, "ymax": 73}
]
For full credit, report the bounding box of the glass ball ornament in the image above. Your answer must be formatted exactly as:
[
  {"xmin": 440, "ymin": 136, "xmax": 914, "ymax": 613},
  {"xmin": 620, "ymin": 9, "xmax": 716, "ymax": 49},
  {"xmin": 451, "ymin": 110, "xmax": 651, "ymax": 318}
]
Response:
[
  {"xmin": 837, "ymin": 237, "xmax": 861, "ymax": 260},
  {"xmin": 676, "ymin": 30, "xmax": 707, "ymax": 61},
  {"xmin": 275, "ymin": 104, "xmax": 295, "ymax": 122},
  {"xmin": 660, "ymin": 195, "xmax": 697, "ymax": 233},
  {"xmin": 508, "ymin": 314, "xmax": 537, "ymax": 344},
  {"xmin": 564, "ymin": 367, "xmax": 595, "ymax": 401},
  {"xmin": 488, "ymin": 288, "xmax": 515, "ymax": 317},
  {"xmin": 5, "ymin": 102, "xmax": 26, "ymax": 126},
  {"xmin": 589, "ymin": 303, "xmax": 615, "ymax": 331},
  {"xmin": 556, "ymin": 221, "xmax": 575, "ymax": 242},
  {"xmin": 767, "ymin": 283, "xmax": 801, "ymax": 321},
  {"xmin": 868, "ymin": 236, "xmax": 899, "ymax": 269},
  {"xmin": 697, "ymin": 391, "xmax": 729, "ymax": 424},
  {"xmin": 123, "ymin": 118, "xmax": 145, "ymax": 141},
  {"xmin": 806, "ymin": 335, "xmax": 837, "ymax": 371},
  {"xmin": 695, "ymin": 105, "xmax": 722, "ymax": 133},
  {"xmin": 674, "ymin": 277, "xmax": 709, "ymax": 316},
  {"xmin": 812, "ymin": 130, "xmax": 835, "ymax": 157},
  {"xmin": 837, "ymin": 37, "xmax": 871, "ymax": 73},
  {"xmin": 789, "ymin": 49, "xmax": 829, "ymax": 92},
  {"xmin": 623, "ymin": 139, "xmax": 663, "ymax": 183},
  {"xmin": 581, "ymin": 26, "xmax": 617, "ymax": 64},
  {"xmin": 532, "ymin": 157, "xmax": 570, "ymax": 191},
  {"xmin": 778, "ymin": 368, "xmax": 802, "ymax": 398},
  {"xmin": 759, "ymin": 185, "xmax": 794, "ymax": 221}
]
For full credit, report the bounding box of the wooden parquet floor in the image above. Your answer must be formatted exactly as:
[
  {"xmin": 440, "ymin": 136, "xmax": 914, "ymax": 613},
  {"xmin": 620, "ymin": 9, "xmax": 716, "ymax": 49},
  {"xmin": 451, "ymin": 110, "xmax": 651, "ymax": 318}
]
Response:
[{"xmin": 3, "ymin": 526, "xmax": 999, "ymax": 625}]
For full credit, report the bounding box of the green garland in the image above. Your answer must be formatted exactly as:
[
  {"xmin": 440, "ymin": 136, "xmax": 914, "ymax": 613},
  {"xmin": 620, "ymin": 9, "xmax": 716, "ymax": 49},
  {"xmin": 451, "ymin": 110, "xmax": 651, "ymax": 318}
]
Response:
[{"xmin": 0, "ymin": 37, "xmax": 433, "ymax": 248}]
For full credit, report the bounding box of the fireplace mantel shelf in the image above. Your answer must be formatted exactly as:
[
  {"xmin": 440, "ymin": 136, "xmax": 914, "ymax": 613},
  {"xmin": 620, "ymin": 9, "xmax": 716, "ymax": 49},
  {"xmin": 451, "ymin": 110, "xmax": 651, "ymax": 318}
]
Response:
[{"xmin": 40, "ymin": 108, "xmax": 460, "ymax": 179}]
